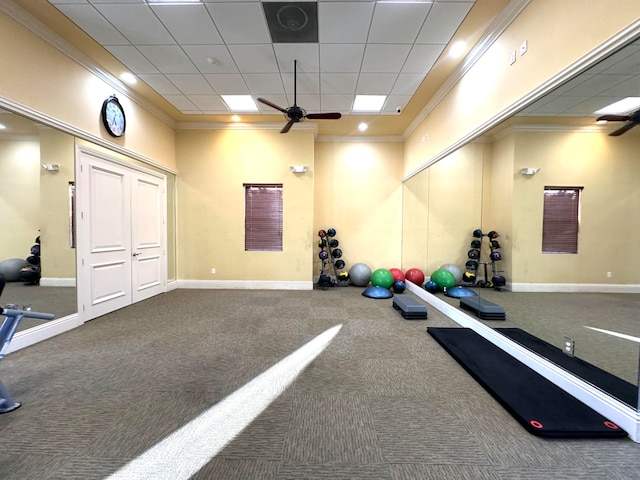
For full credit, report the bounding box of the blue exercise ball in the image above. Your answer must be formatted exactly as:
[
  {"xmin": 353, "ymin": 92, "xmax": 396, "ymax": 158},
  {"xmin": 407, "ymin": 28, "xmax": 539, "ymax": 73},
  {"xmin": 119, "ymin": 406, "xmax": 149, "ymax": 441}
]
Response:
[{"xmin": 424, "ymin": 280, "xmax": 438, "ymax": 293}]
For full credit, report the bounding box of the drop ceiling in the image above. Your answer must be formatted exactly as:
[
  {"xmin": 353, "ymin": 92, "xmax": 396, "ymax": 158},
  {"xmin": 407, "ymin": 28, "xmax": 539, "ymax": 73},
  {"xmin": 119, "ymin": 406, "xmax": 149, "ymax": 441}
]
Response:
[{"xmin": 47, "ymin": 0, "xmax": 477, "ymax": 119}]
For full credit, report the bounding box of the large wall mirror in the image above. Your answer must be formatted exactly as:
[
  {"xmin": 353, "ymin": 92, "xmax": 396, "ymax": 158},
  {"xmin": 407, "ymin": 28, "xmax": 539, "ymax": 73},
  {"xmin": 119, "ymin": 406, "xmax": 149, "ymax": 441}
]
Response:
[
  {"xmin": 0, "ymin": 108, "xmax": 77, "ymax": 332},
  {"xmin": 403, "ymin": 36, "xmax": 640, "ymax": 411}
]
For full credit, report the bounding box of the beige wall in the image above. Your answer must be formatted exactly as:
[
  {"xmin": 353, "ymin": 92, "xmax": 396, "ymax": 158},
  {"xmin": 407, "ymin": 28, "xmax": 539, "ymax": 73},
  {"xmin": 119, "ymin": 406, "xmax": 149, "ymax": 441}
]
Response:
[
  {"xmin": 509, "ymin": 129, "xmax": 640, "ymax": 284},
  {"xmin": 314, "ymin": 141, "xmax": 404, "ymax": 274},
  {"xmin": 176, "ymin": 129, "xmax": 315, "ymax": 282},
  {"xmin": 404, "ymin": 0, "xmax": 640, "ymax": 177},
  {"xmin": 39, "ymin": 129, "xmax": 76, "ymax": 279},
  {"xmin": 0, "ymin": 139, "xmax": 39, "ymax": 259},
  {"xmin": 0, "ymin": 11, "xmax": 176, "ymax": 171}
]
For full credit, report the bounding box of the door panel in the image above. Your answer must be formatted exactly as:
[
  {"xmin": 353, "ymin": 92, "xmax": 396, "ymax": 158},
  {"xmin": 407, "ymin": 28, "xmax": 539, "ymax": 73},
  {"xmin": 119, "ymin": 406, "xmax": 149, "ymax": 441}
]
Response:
[
  {"xmin": 131, "ymin": 171, "xmax": 165, "ymax": 303},
  {"xmin": 79, "ymin": 154, "xmax": 132, "ymax": 320}
]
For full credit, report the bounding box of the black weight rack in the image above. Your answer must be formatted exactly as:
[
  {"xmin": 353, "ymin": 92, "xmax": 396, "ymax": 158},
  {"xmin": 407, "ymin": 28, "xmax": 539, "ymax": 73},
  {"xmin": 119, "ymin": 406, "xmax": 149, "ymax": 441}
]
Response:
[{"xmin": 317, "ymin": 228, "xmax": 348, "ymax": 288}]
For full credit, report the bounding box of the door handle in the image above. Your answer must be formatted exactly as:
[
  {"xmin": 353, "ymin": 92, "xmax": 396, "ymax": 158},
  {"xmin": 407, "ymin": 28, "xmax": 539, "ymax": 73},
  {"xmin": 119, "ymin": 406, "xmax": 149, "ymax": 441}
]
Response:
[{"xmin": 132, "ymin": 252, "xmax": 141, "ymax": 257}]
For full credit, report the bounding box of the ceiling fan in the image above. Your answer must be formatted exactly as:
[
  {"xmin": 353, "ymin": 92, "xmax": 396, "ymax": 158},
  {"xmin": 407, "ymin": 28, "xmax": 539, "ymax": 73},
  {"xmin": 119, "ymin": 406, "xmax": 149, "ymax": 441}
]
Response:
[
  {"xmin": 596, "ymin": 108, "xmax": 640, "ymax": 136},
  {"xmin": 257, "ymin": 60, "xmax": 341, "ymax": 134}
]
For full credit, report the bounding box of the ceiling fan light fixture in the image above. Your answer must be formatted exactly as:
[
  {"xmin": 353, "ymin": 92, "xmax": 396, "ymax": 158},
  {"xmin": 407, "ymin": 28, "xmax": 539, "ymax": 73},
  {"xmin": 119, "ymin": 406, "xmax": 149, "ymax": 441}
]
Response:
[
  {"xmin": 221, "ymin": 95, "xmax": 259, "ymax": 112},
  {"xmin": 594, "ymin": 97, "xmax": 640, "ymax": 115}
]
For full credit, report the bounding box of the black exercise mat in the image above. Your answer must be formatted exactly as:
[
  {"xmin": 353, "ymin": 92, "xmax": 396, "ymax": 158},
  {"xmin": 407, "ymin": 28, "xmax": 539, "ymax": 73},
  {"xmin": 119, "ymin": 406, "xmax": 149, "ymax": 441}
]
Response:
[
  {"xmin": 427, "ymin": 327, "xmax": 627, "ymax": 438},
  {"xmin": 497, "ymin": 328, "xmax": 638, "ymax": 408}
]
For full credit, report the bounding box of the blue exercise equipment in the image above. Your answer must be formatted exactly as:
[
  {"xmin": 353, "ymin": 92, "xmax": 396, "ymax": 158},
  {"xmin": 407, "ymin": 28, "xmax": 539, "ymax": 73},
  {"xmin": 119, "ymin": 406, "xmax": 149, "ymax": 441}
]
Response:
[{"xmin": 0, "ymin": 305, "xmax": 54, "ymax": 413}]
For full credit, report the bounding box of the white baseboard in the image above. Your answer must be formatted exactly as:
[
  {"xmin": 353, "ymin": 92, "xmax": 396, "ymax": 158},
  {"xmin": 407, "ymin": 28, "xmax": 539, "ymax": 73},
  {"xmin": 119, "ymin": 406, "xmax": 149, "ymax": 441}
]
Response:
[
  {"xmin": 511, "ymin": 283, "xmax": 640, "ymax": 293},
  {"xmin": 39, "ymin": 277, "xmax": 76, "ymax": 287},
  {"xmin": 406, "ymin": 281, "xmax": 640, "ymax": 443},
  {"xmin": 7, "ymin": 313, "xmax": 81, "ymax": 353},
  {"xmin": 177, "ymin": 279, "xmax": 313, "ymax": 290},
  {"xmin": 166, "ymin": 280, "xmax": 178, "ymax": 292}
]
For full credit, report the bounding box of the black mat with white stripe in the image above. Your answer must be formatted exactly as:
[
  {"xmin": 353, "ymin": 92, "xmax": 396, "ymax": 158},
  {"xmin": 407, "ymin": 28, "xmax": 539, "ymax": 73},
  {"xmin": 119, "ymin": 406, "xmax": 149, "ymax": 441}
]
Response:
[{"xmin": 427, "ymin": 327, "xmax": 628, "ymax": 438}]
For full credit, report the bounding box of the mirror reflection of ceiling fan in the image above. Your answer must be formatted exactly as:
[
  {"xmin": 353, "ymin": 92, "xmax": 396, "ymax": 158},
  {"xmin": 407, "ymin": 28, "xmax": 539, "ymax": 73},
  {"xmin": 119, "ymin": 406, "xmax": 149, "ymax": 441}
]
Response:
[
  {"xmin": 596, "ymin": 108, "xmax": 640, "ymax": 136},
  {"xmin": 258, "ymin": 60, "xmax": 341, "ymax": 133}
]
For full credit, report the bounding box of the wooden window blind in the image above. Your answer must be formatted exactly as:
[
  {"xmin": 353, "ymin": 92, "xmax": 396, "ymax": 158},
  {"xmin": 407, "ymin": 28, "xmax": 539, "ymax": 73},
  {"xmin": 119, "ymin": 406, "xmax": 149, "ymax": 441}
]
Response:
[
  {"xmin": 542, "ymin": 187, "xmax": 582, "ymax": 254},
  {"xmin": 244, "ymin": 184, "xmax": 283, "ymax": 251}
]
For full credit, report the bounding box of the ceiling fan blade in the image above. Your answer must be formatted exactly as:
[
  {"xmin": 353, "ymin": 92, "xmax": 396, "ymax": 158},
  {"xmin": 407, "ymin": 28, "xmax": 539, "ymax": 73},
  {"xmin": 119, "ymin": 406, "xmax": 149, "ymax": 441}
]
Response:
[
  {"xmin": 306, "ymin": 112, "xmax": 342, "ymax": 120},
  {"xmin": 257, "ymin": 97, "xmax": 287, "ymax": 114},
  {"xmin": 597, "ymin": 114, "xmax": 631, "ymax": 122},
  {"xmin": 280, "ymin": 119, "xmax": 295, "ymax": 134},
  {"xmin": 609, "ymin": 122, "xmax": 637, "ymax": 136}
]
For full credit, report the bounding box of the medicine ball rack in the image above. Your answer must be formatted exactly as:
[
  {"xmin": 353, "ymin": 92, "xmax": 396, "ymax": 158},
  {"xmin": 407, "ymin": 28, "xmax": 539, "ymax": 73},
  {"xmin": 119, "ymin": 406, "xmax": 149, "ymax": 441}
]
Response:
[
  {"xmin": 317, "ymin": 228, "xmax": 348, "ymax": 289},
  {"xmin": 462, "ymin": 229, "xmax": 505, "ymax": 290}
]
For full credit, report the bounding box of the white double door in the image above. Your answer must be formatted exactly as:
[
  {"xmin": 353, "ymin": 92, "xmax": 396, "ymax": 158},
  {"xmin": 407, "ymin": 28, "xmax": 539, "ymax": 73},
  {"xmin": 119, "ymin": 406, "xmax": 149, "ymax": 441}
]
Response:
[{"xmin": 76, "ymin": 148, "xmax": 166, "ymax": 321}]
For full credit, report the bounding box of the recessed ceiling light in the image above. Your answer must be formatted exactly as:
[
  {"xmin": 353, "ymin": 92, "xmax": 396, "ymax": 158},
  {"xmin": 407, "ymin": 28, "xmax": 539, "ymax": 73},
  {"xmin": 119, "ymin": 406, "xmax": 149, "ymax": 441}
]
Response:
[
  {"xmin": 120, "ymin": 72, "xmax": 137, "ymax": 85},
  {"xmin": 594, "ymin": 97, "xmax": 640, "ymax": 115},
  {"xmin": 358, "ymin": 123, "xmax": 368, "ymax": 132},
  {"xmin": 221, "ymin": 95, "xmax": 259, "ymax": 112},
  {"xmin": 231, "ymin": 115, "xmax": 241, "ymax": 122},
  {"xmin": 353, "ymin": 95, "xmax": 386, "ymax": 112}
]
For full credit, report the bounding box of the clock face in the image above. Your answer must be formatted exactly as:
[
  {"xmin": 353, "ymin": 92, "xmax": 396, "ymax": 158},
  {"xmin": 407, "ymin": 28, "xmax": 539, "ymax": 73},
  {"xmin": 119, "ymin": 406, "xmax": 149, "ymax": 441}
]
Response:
[{"xmin": 101, "ymin": 95, "xmax": 126, "ymax": 137}]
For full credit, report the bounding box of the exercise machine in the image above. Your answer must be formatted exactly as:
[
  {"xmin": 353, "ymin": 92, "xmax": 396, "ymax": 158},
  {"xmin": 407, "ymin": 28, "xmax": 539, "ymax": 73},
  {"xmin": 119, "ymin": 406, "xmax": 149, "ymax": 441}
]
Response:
[{"xmin": 0, "ymin": 305, "xmax": 54, "ymax": 413}]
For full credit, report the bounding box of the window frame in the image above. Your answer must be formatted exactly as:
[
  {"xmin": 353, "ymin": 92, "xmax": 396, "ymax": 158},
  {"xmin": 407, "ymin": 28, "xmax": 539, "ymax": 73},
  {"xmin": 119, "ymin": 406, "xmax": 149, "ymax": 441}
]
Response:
[
  {"xmin": 244, "ymin": 183, "xmax": 283, "ymax": 252},
  {"xmin": 542, "ymin": 186, "xmax": 583, "ymax": 254}
]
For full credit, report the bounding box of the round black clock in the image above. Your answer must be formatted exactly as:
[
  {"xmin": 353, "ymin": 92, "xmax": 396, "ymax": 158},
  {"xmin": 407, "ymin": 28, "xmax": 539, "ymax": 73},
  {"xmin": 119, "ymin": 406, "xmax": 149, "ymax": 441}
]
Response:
[{"xmin": 101, "ymin": 95, "xmax": 126, "ymax": 137}]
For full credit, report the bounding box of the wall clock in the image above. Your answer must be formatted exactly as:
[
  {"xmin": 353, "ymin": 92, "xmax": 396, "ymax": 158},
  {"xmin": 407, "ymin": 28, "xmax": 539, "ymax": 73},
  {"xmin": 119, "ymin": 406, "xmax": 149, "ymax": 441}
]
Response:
[{"xmin": 101, "ymin": 95, "xmax": 126, "ymax": 137}]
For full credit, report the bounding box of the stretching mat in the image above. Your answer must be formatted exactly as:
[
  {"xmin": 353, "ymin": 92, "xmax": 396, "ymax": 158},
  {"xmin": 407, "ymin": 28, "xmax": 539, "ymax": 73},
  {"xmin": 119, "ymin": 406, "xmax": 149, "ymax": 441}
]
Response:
[
  {"xmin": 427, "ymin": 327, "xmax": 627, "ymax": 438},
  {"xmin": 497, "ymin": 328, "xmax": 638, "ymax": 409}
]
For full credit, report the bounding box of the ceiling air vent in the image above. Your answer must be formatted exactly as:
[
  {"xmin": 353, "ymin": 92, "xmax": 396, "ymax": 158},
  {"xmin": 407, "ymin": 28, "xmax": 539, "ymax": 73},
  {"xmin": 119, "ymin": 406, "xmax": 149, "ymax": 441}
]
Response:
[{"xmin": 262, "ymin": 2, "xmax": 318, "ymax": 43}]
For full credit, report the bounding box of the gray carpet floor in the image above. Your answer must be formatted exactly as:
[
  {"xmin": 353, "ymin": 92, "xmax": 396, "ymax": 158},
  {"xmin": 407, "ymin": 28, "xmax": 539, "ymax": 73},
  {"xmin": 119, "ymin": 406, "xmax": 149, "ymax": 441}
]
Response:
[{"xmin": 1, "ymin": 287, "xmax": 640, "ymax": 479}]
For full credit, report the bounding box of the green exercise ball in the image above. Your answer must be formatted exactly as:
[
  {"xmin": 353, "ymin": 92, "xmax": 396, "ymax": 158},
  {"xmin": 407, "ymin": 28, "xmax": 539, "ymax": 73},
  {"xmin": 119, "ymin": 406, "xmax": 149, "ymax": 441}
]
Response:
[
  {"xmin": 430, "ymin": 269, "xmax": 456, "ymax": 289},
  {"xmin": 370, "ymin": 268, "xmax": 394, "ymax": 289}
]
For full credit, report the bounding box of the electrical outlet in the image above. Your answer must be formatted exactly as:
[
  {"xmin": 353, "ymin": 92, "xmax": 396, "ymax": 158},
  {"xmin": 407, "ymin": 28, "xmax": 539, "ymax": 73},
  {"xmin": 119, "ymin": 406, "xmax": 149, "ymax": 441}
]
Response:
[
  {"xmin": 509, "ymin": 50, "xmax": 516, "ymax": 65},
  {"xmin": 563, "ymin": 336, "xmax": 575, "ymax": 356},
  {"xmin": 520, "ymin": 40, "xmax": 528, "ymax": 55},
  {"xmin": 211, "ymin": 268, "xmax": 216, "ymax": 274},
  {"xmin": 607, "ymin": 271, "xmax": 612, "ymax": 278}
]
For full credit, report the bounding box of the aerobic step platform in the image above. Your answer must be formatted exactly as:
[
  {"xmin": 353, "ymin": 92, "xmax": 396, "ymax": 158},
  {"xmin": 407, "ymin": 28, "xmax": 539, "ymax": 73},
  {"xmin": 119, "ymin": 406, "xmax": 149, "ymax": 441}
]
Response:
[
  {"xmin": 392, "ymin": 294, "xmax": 428, "ymax": 320},
  {"xmin": 460, "ymin": 296, "xmax": 506, "ymax": 320}
]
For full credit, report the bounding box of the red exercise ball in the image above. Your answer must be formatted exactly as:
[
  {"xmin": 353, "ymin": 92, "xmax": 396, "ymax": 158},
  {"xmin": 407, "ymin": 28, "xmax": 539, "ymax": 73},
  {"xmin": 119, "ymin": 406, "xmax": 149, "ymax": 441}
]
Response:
[
  {"xmin": 389, "ymin": 268, "xmax": 405, "ymax": 282},
  {"xmin": 405, "ymin": 268, "xmax": 425, "ymax": 285}
]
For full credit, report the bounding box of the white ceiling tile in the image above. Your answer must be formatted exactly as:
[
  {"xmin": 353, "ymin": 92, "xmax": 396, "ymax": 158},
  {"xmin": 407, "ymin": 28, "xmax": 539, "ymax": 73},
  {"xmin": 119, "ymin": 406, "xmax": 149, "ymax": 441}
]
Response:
[
  {"xmin": 318, "ymin": 2, "xmax": 374, "ymax": 43},
  {"xmin": 138, "ymin": 74, "xmax": 182, "ymax": 95},
  {"xmin": 55, "ymin": 4, "xmax": 129, "ymax": 45},
  {"xmin": 204, "ymin": 74, "xmax": 250, "ymax": 94},
  {"xmin": 243, "ymin": 74, "xmax": 286, "ymax": 95},
  {"xmin": 186, "ymin": 95, "xmax": 227, "ymax": 112},
  {"xmin": 165, "ymin": 74, "xmax": 215, "ymax": 95},
  {"xmin": 319, "ymin": 44, "xmax": 365, "ymax": 72},
  {"xmin": 361, "ymin": 44, "xmax": 411, "ymax": 73},
  {"xmin": 228, "ymin": 45, "xmax": 279, "ymax": 73},
  {"xmin": 281, "ymin": 72, "xmax": 320, "ymax": 96},
  {"xmin": 182, "ymin": 45, "xmax": 239, "ymax": 73},
  {"xmin": 320, "ymin": 73, "xmax": 358, "ymax": 94},
  {"xmin": 137, "ymin": 45, "xmax": 199, "ymax": 73},
  {"xmin": 150, "ymin": 5, "xmax": 223, "ymax": 45},
  {"xmin": 356, "ymin": 73, "xmax": 397, "ymax": 94},
  {"xmin": 48, "ymin": 0, "xmax": 89, "ymax": 4},
  {"xmin": 162, "ymin": 94, "xmax": 198, "ymax": 112},
  {"xmin": 94, "ymin": 4, "xmax": 175, "ymax": 45},
  {"xmin": 320, "ymin": 94, "xmax": 354, "ymax": 113},
  {"xmin": 206, "ymin": 3, "xmax": 270, "ymax": 44},
  {"xmin": 368, "ymin": 3, "xmax": 432, "ymax": 44},
  {"xmin": 416, "ymin": 2, "xmax": 473, "ymax": 44},
  {"xmin": 565, "ymin": 97, "xmax": 614, "ymax": 115},
  {"xmin": 294, "ymin": 95, "xmax": 321, "ymax": 112},
  {"xmin": 104, "ymin": 45, "xmax": 159, "ymax": 73},
  {"xmin": 273, "ymin": 45, "xmax": 320, "ymax": 72},
  {"xmin": 564, "ymin": 74, "xmax": 632, "ymax": 96},
  {"xmin": 392, "ymin": 73, "xmax": 426, "ymax": 95},
  {"xmin": 403, "ymin": 44, "xmax": 446, "ymax": 73}
]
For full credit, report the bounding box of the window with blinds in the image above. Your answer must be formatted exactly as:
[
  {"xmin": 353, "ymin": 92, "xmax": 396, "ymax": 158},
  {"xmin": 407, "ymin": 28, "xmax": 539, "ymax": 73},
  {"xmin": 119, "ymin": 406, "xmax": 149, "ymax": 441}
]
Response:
[
  {"xmin": 244, "ymin": 184, "xmax": 283, "ymax": 251},
  {"xmin": 542, "ymin": 187, "xmax": 582, "ymax": 254}
]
